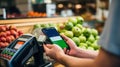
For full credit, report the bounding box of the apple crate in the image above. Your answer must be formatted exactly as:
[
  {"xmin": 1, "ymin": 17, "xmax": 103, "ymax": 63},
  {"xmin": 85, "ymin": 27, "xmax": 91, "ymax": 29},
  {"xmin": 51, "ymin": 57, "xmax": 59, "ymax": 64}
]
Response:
[{"xmin": 0, "ymin": 25, "xmax": 23, "ymax": 48}]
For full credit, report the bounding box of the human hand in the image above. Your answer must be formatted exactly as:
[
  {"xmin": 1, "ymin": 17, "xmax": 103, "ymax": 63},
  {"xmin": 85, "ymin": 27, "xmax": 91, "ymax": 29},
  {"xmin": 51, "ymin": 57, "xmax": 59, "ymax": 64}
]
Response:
[
  {"xmin": 43, "ymin": 44, "xmax": 65, "ymax": 61},
  {"xmin": 61, "ymin": 34, "xmax": 79, "ymax": 56},
  {"xmin": 61, "ymin": 34, "xmax": 98, "ymax": 58}
]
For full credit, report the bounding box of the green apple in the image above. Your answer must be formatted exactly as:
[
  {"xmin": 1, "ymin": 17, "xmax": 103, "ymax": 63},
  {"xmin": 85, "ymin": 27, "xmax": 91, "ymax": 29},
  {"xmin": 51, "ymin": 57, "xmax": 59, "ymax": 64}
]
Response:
[
  {"xmin": 91, "ymin": 29, "xmax": 98, "ymax": 36},
  {"xmin": 76, "ymin": 16, "xmax": 84, "ymax": 25},
  {"xmin": 34, "ymin": 24, "xmax": 41, "ymax": 29},
  {"xmin": 68, "ymin": 17, "xmax": 77, "ymax": 26},
  {"xmin": 72, "ymin": 37, "xmax": 80, "ymax": 46},
  {"xmin": 79, "ymin": 43, "xmax": 88, "ymax": 47},
  {"xmin": 90, "ymin": 43, "xmax": 99, "ymax": 50},
  {"xmin": 58, "ymin": 29, "xmax": 67, "ymax": 33},
  {"xmin": 65, "ymin": 22, "xmax": 74, "ymax": 30},
  {"xmin": 79, "ymin": 35, "xmax": 86, "ymax": 43},
  {"xmin": 83, "ymin": 28, "xmax": 91, "ymax": 38},
  {"xmin": 57, "ymin": 23, "xmax": 65, "ymax": 29},
  {"xmin": 40, "ymin": 24, "xmax": 49, "ymax": 28},
  {"xmin": 72, "ymin": 27, "xmax": 82, "ymax": 37},
  {"xmin": 87, "ymin": 47, "xmax": 94, "ymax": 50},
  {"xmin": 95, "ymin": 36, "xmax": 100, "ymax": 40},
  {"xmin": 49, "ymin": 23, "xmax": 56, "ymax": 27},
  {"xmin": 64, "ymin": 31, "xmax": 73, "ymax": 38},
  {"xmin": 75, "ymin": 24, "xmax": 83, "ymax": 29},
  {"xmin": 86, "ymin": 41, "xmax": 92, "ymax": 46},
  {"xmin": 60, "ymin": 32, "xmax": 65, "ymax": 35},
  {"xmin": 78, "ymin": 45, "xmax": 87, "ymax": 49},
  {"xmin": 88, "ymin": 35, "xmax": 95, "ymax": 43}
]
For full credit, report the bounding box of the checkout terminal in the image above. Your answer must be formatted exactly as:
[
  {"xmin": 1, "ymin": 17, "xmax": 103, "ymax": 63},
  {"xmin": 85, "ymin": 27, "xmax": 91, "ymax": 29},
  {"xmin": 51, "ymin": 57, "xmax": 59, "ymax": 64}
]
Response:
[{"xmin": 0, "ymin": 34, "xmax": 53, "ymax": 67}]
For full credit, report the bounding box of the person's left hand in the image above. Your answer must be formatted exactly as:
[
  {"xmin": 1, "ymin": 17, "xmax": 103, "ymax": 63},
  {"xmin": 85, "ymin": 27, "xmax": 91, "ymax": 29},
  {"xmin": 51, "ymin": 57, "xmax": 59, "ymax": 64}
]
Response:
[{"xmin": 43, "ymin": 44, "xmax": 65, "ymax": 61}]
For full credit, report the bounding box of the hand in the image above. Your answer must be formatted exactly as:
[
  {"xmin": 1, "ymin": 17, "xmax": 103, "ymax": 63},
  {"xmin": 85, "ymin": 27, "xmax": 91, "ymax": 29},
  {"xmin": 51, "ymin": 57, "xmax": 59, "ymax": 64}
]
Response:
[
  {"xmin": 61, "ymin": 34, "xmax": 79, "ymax": 56},
  {"xmin": 43, "ymin": 44, "xmax": 65, "ymax": 61},
  {"xmin": 61, "ymin": 34, "xmax": 98, "ymax": 58}
]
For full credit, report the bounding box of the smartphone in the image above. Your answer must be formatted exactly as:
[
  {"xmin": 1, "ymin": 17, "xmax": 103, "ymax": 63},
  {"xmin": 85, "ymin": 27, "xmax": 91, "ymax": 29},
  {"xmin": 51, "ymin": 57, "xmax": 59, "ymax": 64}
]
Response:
[{"xmin": 42, "ymin": 27, "xmax": 70, "ymax": 49}]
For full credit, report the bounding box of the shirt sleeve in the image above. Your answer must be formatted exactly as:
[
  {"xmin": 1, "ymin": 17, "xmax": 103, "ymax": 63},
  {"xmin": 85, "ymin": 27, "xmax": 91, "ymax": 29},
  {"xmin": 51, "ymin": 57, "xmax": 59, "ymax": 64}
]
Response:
[{"xmin": 98, "ymin": 0, "xmax": 120, "ymax": 56}]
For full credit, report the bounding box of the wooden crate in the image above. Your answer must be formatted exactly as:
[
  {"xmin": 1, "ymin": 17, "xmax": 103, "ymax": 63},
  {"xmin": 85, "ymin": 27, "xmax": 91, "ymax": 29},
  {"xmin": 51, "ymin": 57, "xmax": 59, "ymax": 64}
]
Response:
[{"xmin": 0, "ymin": 17, "xmax": 71, "ymax": 33}]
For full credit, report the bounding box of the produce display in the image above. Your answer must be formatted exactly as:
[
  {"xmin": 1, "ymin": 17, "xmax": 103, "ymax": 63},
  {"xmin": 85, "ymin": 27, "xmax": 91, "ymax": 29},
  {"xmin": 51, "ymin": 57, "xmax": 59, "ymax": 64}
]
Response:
[
  {"xmin": 0, "ymin": 25, "xmax": 23, "ymax": 48},
  {"xmin": 27, "ymin": 11, "xmax": 47, "ymax": 17},
  {"xmin": 33, "ymin": 16, "xmax": 100, "ymax": 51}
]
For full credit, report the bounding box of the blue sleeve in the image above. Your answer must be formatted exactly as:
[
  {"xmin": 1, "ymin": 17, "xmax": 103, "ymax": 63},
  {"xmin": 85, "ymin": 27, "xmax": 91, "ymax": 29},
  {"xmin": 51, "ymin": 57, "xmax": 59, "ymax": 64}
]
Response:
[{"xmin": 98, "ymin": 0, "xmax": 120, "ymax": 56}]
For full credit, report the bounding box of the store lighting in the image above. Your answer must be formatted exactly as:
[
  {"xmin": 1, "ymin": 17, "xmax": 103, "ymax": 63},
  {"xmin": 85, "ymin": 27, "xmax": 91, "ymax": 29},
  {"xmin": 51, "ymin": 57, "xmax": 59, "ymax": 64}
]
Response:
[
  {"xmin": 58, "ymin": 4, "xmax": 63, "ymax": 8},
  {"xmin": 44, "ymin": 0, "xmax": 52, "ymax": 3},
  {"xmin": 32, "ymin": 0, "xmax": 36, "ymax": 4},
  {"xmin": 68, "ymin": 3, "xmax": 73, "ymax": 8},
  {"xmin": 75, "ymin": 4, "xmax": 82, "ymax": 9}
]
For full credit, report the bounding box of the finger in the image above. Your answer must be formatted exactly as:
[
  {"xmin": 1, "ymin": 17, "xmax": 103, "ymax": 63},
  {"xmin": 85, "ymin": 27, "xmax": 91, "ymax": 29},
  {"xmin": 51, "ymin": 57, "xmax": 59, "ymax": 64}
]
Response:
[
  {"xmin": 61, "ymin": 34, "xmax": 69, "ymax": 41},
  {"xmin": 43, "ymin": 45, "xmax": 49, "ymax": 52},
  {"xmin": 66, "ymin": 50, "xmax": 70, "ymax": 55},
  {"xmin": 45, "ymin": 44, "xmax": 54, "ymax": 49},
  {"xmin": 63, "ymin": 48, "xmax": 67, "ymax": 52}
]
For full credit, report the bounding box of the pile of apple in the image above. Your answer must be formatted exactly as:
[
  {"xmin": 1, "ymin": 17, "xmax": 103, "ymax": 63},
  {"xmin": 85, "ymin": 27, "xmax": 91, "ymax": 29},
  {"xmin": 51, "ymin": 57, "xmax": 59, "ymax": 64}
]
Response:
[
  {"xmin": 34, "ymin": 23, "xmax": 57, "ymax": 29},
  {"xmin": 33, "ymin": 16, "xmax": 100, "ymax": 51},
  {"xmin": 57, "ymin": 16, "xmax": 100, "ymax": 51},
  {"xmin": 0, "ymin": 25, "xmax": 23, "ymax": 48}
]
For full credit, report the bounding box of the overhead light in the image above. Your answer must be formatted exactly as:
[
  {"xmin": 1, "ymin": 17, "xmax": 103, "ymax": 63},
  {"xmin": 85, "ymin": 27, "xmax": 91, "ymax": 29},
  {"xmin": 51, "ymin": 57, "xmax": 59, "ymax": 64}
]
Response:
[
  {"xmin": 75, "ymin": 4, "xmax": 82, "ymax": 9},
  {"xmin": 68, "ymin": 3, "xmax": 72, "ymax": 8},
  {"xmin": 58, "ymin": 4, "xmax": 63, "ymax": 8},
  {"xmin": 32, "ymin": 0, "xmax": 36, "ymax": 4},
  {"xmin": 44, "ymin": 0, "xmax": 52, "ymax": 3}
]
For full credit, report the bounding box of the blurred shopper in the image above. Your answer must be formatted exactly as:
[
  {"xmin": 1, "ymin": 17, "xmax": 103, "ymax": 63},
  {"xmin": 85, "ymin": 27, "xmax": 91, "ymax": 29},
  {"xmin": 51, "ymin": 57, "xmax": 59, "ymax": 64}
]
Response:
[
  {"xmin": 60, "ymin": 6, "xmax": 74, "ymax": 17},
  {"xmin": 44, "ymin": 0, "xmax": 120, "ymax": 67}
]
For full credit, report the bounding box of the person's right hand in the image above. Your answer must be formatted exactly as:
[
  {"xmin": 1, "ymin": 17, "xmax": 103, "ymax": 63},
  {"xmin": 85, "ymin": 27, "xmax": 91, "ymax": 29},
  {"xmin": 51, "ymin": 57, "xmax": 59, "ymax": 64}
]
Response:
[{"xmin": 61, "ymin": 34, "xmax": 79, "ymax": 56}]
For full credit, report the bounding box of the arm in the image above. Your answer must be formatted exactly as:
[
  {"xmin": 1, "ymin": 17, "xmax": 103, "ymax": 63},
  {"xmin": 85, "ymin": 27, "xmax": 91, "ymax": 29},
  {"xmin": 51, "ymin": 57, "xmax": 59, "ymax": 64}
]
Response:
[
  {"xmin": 71, "ymin": 47, "xmax": 98, "ymax": 59},
  {"xmin": 57, "ymin": 52, "xmax": 95, "ymax": 67},
  {"xmin": 43, "ymin": 44, "xmax": 95, "ymax": 67},
  {"xmin": 61, "ymin": 34, "xmax": 98, "ymax": 58},
  {"xmin": 59, "ymin": 48, "xmax": 120, "ymax": 67},
  {"xmin": 44, "ymin": 45, "xmax": 120, "ymax": 67}
]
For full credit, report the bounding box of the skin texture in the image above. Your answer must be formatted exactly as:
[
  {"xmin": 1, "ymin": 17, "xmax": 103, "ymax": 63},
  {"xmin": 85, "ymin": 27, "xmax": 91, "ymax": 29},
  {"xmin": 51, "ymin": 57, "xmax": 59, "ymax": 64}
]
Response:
[{"xmin": 43, "ymin": 35, "xmax": 120, "ymax": 67}]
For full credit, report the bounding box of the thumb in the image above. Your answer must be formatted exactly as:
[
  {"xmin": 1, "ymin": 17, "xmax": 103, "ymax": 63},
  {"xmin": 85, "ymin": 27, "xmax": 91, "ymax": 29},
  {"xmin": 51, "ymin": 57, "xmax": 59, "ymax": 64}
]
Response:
[{"xmin": 43, "ymin": 45, "xmax": 49, "ymax": 52}]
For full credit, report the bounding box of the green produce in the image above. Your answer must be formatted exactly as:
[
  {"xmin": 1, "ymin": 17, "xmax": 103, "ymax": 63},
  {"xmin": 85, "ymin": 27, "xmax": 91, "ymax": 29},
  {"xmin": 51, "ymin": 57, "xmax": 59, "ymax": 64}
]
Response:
[
  {"xmin": 65, "ymin": 22, "xmax": 74, "ymax": 30},
  {"xmin": 91, "ymin": 29, "xmax": 98, "ymax": 36},
  {"xmin": 75, "ymin": 24, "xmax": 83, "ymax": 29},
  {"xmin": 95, "ymin": 36, "xmax": 100, "ymax": 40},
  {"xmin": 79, "ymin": 35, "xmax": 86, "ymax": 43},
  {"xmin": 76, "ymin": 16, "xmax": 84, "ymax": 25},
  {"xmin": 41, "ymin": 24, "xmax": 49, "ymax": 28},
  {"xmin": 68, "ymin": 17, "xmax": 77, "ymax": 26},
  {"xmin": 86, "ymin": 41, "xmax": 92, "ymax": 46},
  {"xmin": 83, "ymin": 28, "xmax": 91, "ymax": 38},
  {"xmin": 64, "ymin": 31, "xmax": 73, "ymax": 38},
  {"xmin": 57, "ymin": 23, "xmax": 65, "ymax": 30},
  {"xmin": 88, "ymin": 35, "xmax": 95, "ymax": 43},
  {"xmin": 72, "ymin": 27, "xmax": 82, "ymax": 37},
  {"xmin": 79, "ymin": 43, "xmax": 88, "ymax": 47},
  {"xmin": 79, "ymin": 45, "xmax": 86, "ymax": 49},
  {"xmin": 49, "ymin": 23, "xmax": 56, "ymax": 27},
  {"xmin": 90, "ymin": 43, "xmax": 99, "ymax": 50},
  {"xmin": 72, "ymin": 37, "xmax": 80, "ymax": 46},
  {"xmin": 33, "ymin": 16, "xmax": 100, "ymax": 51},
  {"xmin": 34, "ymin": 24, "xmax": 41, "ymax": 29},
  {"xmin": 87, "ymin": 47, "xmax": 94, "ymax": 50}
]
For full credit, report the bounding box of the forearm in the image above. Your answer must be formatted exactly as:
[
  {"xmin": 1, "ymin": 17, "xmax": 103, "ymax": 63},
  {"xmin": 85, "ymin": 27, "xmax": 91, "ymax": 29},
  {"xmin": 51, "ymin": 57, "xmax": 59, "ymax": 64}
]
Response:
[
  {"xmin": 74, "ymin": 47, "xmax": 99, "ymax": 58},
  {"xmin": 57, "ymin": 53, "xmax": 95, "ymax": 67}
]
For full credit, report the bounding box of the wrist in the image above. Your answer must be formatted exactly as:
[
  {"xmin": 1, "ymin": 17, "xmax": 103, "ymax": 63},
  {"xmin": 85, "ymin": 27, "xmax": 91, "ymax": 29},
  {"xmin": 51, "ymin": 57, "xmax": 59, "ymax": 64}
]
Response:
[{"xmin": 56, "ymin": 52, "xmax": 66, "ymax": 62}]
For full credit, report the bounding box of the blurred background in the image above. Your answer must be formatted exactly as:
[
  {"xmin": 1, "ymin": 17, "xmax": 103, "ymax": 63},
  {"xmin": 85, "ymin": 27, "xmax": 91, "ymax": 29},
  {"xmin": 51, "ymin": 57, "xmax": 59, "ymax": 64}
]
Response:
[{"xmin": 0, "ymin": 0, "xmax": 111, "ymax": 34}]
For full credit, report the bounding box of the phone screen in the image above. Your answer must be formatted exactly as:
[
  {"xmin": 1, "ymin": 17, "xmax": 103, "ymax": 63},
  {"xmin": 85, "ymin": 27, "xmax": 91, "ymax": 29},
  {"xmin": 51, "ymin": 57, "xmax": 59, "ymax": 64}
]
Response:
[{"xmin": 42, "ymin": 27, "xmax": 69, "ymax": 49}]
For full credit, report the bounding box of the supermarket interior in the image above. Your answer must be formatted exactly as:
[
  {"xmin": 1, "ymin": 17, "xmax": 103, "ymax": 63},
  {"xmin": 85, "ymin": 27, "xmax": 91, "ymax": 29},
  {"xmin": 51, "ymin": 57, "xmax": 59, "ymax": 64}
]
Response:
[{"xmin": 0, "ymin": 0, "xmax": 116, "ymax": 67}]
